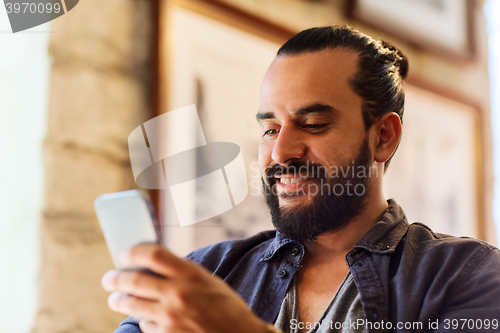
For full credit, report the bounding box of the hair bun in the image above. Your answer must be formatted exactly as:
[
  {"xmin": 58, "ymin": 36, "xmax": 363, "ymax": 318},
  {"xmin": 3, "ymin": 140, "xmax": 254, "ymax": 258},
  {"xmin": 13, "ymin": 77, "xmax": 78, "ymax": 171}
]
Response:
[
  {"xmin": 381, "ymin": 40, "xmax": 409, "ymax": 80},
  {"xmin": 396, "ymin": 53, "xmax": 409, "ymax": 80}
]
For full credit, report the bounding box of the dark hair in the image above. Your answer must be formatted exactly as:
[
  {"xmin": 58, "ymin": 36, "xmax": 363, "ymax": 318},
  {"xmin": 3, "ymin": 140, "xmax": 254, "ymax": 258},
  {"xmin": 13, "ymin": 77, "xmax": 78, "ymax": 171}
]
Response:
[{"xmin": 277, "ymin": 25, "xmax": 408, "ymax": 169}]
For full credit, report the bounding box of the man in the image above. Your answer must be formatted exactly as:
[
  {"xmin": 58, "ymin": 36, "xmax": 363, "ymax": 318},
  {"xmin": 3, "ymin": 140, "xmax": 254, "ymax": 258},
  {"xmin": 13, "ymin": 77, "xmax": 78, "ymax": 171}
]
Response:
[{"xmin": 102, "ymin": 26, "xmax": 500, "ymax": 332}]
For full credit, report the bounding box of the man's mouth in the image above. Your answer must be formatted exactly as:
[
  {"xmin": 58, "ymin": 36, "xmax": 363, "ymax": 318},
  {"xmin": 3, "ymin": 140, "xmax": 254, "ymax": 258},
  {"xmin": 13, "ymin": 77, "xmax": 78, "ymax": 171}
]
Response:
[
  {"xmin": 275, "ymin": 175, "xmax": 318, "ymax": 194},
  {"xmin": 272, "ymin": 175, "xmax": 319, "ymax": 201},
  {"xmin": 277, "ymin": 176, "xmax": 310, "ymax": 185},
  {"xmin": 264, "ymin": 162, "xmax": 328, "ymax": 200}
]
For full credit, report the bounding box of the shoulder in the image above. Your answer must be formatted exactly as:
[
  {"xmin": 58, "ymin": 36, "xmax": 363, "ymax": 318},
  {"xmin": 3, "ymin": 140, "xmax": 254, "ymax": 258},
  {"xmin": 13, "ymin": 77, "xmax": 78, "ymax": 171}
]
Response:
[
  {"xmin": 184, "ymin": 230, "xmax": 276, "ymax": 277},
  {"xmin": 404, "ymin": 224, "xmax": 500, "ymax": 319},
  {"xmin": 403, "ymin": 222, "xmax": 500, "ymax": 281},
  {"xmin": 406, "ymin": 222, "xmax": 497, "ymax": 253}
]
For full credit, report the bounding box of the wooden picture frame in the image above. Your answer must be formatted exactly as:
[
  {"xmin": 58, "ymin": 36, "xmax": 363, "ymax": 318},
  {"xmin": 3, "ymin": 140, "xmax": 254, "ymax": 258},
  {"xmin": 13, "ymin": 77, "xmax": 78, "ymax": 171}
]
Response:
[
  {"xmin": 156, "ymin": 0, "xmax": 485, "ymax": 255},
  {"xmin": 348, "ymin": 0, "xmax": 475, "ymax": 60}
]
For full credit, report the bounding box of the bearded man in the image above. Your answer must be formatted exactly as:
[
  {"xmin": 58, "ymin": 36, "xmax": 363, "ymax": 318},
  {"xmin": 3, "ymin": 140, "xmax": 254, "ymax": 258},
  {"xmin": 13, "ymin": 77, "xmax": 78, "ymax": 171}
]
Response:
[{"xmin": 102, "ymin": 26, "xmax": 500, "ymax": 333}]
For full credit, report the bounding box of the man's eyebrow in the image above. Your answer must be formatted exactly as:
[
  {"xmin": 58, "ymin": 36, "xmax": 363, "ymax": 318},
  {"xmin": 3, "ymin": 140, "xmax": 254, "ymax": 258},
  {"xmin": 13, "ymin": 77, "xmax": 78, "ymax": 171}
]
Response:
[
  {"xmin": 256, "ymin": 103, "xmax": 336, "ymax": 122},
  {"xmin": 256, "ymin": 104, "xmax": 336, "ymax": 122},
  {"xmin": 256, "ymin": 112, "xmax": 275, "ymax": 122}
]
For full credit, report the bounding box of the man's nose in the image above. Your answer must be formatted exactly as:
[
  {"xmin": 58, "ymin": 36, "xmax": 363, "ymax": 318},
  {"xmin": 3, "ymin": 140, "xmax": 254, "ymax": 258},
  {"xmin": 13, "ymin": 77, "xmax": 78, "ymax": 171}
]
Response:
[{"xmin": 271, "ymin": 126, "xmax": 306, "ymax": 164}]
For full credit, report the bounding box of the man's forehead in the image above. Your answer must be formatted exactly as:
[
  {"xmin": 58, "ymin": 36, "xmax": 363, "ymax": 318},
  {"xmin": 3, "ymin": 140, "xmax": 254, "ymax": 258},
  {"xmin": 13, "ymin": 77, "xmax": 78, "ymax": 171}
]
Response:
[
  {"xmin": 259, "ymin": 49, "xmax": 361, "ymax": 118},
  {"xmin": 265, "ymin": 49, "xmax": 359, "ymax": 79}
]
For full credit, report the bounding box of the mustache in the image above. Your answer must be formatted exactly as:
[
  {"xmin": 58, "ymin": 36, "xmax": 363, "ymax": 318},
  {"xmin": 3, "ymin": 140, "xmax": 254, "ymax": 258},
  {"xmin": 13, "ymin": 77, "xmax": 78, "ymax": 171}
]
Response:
[{"xmin": 264, "ymin": 161, "xmax": 328, "ymax": 181}]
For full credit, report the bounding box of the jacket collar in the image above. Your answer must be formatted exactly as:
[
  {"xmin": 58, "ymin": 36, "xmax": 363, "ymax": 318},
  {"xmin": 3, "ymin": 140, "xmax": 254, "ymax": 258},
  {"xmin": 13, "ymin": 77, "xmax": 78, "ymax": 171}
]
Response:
[{"xmin": 352, "ymin": 199, "xmax": 409, "ymax": 254}]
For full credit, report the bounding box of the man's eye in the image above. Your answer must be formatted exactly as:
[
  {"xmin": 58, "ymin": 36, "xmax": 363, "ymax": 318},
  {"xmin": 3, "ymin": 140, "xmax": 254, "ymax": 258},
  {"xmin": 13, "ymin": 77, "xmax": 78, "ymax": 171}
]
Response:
[
  {"xmin": 263, "ymin": 129, "xmax": 279, "ymax": 137},
  {"xmin": 303, "ymin": 124, "xmax": 328, "ymax": 131}
]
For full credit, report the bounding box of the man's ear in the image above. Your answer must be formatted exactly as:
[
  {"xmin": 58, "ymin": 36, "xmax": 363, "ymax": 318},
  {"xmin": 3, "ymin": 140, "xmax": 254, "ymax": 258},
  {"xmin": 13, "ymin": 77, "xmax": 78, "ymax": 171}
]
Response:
[{"xmin": 371, "ymin": 112, "xmax": 402, "ymax": 164}]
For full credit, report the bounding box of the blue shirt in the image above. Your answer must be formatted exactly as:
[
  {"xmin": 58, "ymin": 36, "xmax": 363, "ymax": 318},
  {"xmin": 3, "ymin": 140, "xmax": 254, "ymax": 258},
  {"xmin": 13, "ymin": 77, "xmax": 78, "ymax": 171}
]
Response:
[{"xmin": 115, "ymin": 200, "xmax": 500, "ymax": 332}]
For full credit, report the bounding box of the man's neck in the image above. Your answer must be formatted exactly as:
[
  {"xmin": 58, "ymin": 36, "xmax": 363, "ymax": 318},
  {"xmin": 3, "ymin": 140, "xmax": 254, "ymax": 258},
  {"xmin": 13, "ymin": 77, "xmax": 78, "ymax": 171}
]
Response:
[{"xmin": 303, "ymin": 197, "xmax": 388, "ymax": 260}]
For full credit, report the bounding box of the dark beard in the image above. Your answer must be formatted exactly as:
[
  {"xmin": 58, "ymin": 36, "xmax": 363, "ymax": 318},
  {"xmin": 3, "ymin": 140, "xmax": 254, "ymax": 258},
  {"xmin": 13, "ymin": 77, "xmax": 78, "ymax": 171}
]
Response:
[{"xmin": 262, "ymin": 136, "xmax": 372, "ymax": 243}]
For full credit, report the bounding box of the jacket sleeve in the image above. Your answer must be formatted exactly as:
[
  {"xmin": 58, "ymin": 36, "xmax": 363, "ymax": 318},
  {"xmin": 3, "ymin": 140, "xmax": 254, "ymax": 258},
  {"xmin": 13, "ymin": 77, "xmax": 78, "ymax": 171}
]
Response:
[
  {"xmin": 435, "ymin": 247, "xmax": 500, "ymax": 332},
  {"xmin": 112, "ymin": 317, "xmax": 141, "ymax": 333},
  {"xmin": 109, "ymin": 244, "xmax": 225, "ymax": 333},
  {"xmin": 109, "ymin": 232, "xmax": 274, "ymax": 332}
]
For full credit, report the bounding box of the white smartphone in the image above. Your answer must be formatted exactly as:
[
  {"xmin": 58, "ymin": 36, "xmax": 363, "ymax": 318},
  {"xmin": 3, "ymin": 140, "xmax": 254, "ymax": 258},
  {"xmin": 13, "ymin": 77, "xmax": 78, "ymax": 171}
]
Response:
[{"xmin": 94, "ymin": 189, "xmax": 163, "ymax": 269}]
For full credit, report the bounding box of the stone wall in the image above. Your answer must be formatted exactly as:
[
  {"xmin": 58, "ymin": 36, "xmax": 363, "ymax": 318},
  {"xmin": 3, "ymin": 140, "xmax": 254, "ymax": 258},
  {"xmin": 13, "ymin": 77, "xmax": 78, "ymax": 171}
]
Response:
[{"xmin": 35, "ymin": 0, "xmax": 153, "ymax": 332}]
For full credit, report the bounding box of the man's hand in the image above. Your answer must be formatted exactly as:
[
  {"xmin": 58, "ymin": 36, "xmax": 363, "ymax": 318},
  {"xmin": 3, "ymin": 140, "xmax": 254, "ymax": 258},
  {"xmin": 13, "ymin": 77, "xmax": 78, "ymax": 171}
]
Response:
[{"xmin": 101, "ymin": 244, "xmax": 270, "ymax": 333}]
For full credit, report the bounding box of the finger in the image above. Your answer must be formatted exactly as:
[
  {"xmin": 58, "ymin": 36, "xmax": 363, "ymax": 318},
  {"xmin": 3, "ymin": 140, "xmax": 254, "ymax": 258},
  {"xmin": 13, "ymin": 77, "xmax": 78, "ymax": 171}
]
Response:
[
  {"xmin": 107, "ymin": 291, "xmax": 161, "ymax": 321},
  {"xmin": 139, "ymin": 319, "xmax": 160, "ymax": 333},
  {"xmin": 102, "ymin": 269, "xmax": 172, "ymax": 301},
  {"xmin": 120, "ymin": 244, "xmax": 200, "ymax": 278}
]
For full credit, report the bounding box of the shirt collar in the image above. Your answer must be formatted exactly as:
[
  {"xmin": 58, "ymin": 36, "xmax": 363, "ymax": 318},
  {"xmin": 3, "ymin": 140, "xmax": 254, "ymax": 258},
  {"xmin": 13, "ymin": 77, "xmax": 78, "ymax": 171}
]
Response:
[
  {"xmin": 260, "ymin": 231, "xmax": 302, "ymax": 262},
  {"xmin": 260, "ymin": 199, "xmax": 409, "ymax": 262}
]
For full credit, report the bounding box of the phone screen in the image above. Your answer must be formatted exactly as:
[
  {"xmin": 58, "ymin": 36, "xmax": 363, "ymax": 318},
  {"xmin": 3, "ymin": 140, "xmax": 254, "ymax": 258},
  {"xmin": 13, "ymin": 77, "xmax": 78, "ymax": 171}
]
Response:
[{"xmin": 94, "ymin": 190, "xmax": 162, "ymax": 268}]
